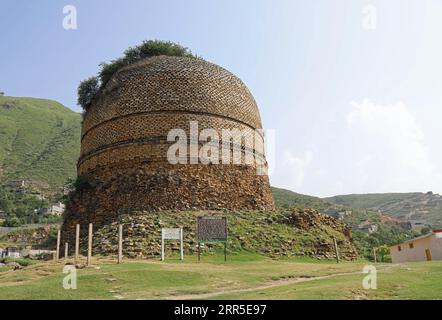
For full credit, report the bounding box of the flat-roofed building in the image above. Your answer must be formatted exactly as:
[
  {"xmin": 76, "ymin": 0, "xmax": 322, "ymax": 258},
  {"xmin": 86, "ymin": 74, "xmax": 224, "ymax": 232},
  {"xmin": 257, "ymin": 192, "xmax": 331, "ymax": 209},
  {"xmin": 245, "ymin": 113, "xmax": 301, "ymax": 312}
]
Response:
[{"xmin": 390, "ymin": 230, "xmax": 442, "ymax": 263}]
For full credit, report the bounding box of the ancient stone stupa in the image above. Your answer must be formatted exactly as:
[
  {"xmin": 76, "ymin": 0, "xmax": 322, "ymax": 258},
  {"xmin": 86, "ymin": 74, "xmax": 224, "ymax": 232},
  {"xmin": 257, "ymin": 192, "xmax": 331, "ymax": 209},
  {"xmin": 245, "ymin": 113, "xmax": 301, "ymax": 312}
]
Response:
[{"xmin": 62, "ymin": 48, "xmax": 274, "ymax": 241}]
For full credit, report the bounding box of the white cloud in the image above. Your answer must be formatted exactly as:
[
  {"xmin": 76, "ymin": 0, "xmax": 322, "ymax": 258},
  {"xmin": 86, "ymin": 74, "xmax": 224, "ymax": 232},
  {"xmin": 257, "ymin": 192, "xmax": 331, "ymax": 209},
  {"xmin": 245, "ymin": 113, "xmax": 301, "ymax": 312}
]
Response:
[
  {"xmin": 274, "ymin": 150, "xmax": 313, "ymax": 191},
  {"xmin": 345, "ymin": 99, "xmax": 434, "ymax": 192}
]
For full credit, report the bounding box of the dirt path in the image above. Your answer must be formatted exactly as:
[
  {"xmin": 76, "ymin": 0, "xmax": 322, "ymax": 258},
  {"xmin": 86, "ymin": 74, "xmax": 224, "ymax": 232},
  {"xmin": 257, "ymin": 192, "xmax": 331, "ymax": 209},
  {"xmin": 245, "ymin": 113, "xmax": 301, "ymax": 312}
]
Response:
[
  {"xmin": 166, "ymin": 271, "xmax": 361, "ymax": 300},
  {"xmin": 166, "ymin": 264, "xmax": 396, "ymax": 300}
]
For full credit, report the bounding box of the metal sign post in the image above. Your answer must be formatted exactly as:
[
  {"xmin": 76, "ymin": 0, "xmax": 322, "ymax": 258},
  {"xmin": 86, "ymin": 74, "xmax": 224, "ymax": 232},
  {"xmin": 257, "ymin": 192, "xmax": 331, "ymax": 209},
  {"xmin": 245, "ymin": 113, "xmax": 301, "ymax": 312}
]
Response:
[
  {"xmin": 197, "ymin": 216, "xmax": 228, "ymax": 262},
  {"xmin": 161, "ymin": 228, "xmax": 183, "ymax": 261}
]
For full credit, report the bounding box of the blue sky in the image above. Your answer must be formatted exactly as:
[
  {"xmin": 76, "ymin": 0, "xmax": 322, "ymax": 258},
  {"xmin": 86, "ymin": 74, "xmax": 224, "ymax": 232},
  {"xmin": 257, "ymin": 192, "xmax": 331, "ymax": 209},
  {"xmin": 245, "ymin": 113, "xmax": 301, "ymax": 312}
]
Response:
[{"xmin": 1, "ymin": 0, "xmax": 442, "ymax": 196}]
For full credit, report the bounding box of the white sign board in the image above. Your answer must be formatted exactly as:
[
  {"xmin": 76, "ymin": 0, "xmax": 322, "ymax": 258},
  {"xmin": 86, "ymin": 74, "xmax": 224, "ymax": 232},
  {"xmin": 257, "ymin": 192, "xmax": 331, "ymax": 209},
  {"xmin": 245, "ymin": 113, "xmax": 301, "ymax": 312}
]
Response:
[
  {"xmin": 162, "ymin": 228, "xmax": 181, "ymax": 240},
  {"xmin": 161, "ymin": 227, "xmax": 183, "ymax": 261}
]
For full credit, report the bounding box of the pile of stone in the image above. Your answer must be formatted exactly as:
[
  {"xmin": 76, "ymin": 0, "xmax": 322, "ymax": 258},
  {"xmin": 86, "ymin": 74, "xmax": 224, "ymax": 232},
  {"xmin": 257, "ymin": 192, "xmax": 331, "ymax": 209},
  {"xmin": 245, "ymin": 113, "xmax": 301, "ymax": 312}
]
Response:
[
  {"xmin": 1, "ymin": 225, "xmax": 57, "ymax": 248},
  {"xmin": 284, "ymin": 208, "xmax": 353, "ymax": 239},
  {"xmin": 84, "ymin": 209, "xmax": 358, "ymax": 261}
]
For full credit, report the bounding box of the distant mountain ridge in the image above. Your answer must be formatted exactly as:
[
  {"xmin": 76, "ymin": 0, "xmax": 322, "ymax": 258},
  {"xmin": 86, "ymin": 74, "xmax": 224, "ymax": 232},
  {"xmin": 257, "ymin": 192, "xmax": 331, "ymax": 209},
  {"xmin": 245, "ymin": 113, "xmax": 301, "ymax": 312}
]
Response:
[
  {"xmin": 325, "ymin": 192, "xmax": 442, "ymax": 228},
  {"xmin": 271, "ymin": 187, "xmax": 403, "ymax": 229},
  {"xmin": 0, "ymin": 96, "xmax": 81, "ymax": 191}
]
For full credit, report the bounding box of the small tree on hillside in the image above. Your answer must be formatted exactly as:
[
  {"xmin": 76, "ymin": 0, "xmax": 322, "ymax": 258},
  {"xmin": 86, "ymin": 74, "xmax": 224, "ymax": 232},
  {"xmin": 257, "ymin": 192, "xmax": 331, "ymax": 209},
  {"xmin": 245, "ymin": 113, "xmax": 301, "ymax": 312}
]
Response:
[{"xmin": 77, "ymin": 40, "xmax": 200, "ymax": 111}]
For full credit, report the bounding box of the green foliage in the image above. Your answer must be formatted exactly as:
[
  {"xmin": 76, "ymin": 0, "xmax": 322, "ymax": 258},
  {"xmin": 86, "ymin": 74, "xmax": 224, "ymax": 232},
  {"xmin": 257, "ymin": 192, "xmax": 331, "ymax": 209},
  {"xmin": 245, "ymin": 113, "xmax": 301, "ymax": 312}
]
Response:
[
  {"xmin": 48, "ymin": 226, "xmax": 59, "ymax": 240},
  {"xmin": 3, "ymin": 216, "xmax": 23, "ymax": 227},
  {"xmin": 326, "ymin": 193, "xmax": 422, "ymax": 209},
  {"xmin": 421, "ymin": 226, "xmax": 431, "ymax": 235},
  {"xmin": 0, "ymin": 185, "xmax": 65, "ymax": 225},
  {"xmin": 0, "ymin": 257, "xmax": 36, "ymax": 267},
  {"xmin": 374, "ymin": 245, "xmax": 391, "ymax": 263},
  {"xmin": 77, "ymin": 77, "xmax": 99, "ymax": 110},
  {"xmin": 352, "ymin": 226, "xmax": 418, "ymax": 261},
  {"xmin": 272, "ymin": 187, "xmax": 333, "ymax": 211},
  {"xmin": 72, "ymin": 175, "xmax": 90, "ymax": 192},
  {"xmin": 0, "ymin": 96, "xmax": 81, "ymax": 191},
  {"xmin": 77, "ymin": 40, "xmax": 200, "ymax": 111}
]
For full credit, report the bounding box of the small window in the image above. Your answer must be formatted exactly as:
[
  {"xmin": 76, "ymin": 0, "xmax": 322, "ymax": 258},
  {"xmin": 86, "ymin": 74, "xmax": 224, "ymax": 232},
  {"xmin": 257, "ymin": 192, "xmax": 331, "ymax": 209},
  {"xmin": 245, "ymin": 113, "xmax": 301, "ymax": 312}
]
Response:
[
  {"xmin": 409, "ymin": 243, "xmax": 414, "ymax": 249},
  {"xmin": 398, "ymin": 246, "xmax": 402, "ymax": 251}
]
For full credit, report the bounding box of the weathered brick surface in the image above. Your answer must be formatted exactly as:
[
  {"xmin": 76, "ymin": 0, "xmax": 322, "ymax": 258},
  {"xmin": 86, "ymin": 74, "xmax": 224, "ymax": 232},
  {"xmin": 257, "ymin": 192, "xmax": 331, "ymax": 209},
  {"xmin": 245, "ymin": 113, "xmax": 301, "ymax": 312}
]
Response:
[{"xmin": 62, "ymin": 56, "xmax": 274, "ymax": 242}]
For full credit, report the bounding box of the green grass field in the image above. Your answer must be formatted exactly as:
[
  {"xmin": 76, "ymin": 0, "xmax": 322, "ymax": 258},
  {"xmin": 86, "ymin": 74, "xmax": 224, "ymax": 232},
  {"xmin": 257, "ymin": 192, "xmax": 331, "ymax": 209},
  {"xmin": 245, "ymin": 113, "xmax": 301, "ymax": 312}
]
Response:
[{"xmin": 1, "ymin": 252, "xmax": 441, "ymax": 300}]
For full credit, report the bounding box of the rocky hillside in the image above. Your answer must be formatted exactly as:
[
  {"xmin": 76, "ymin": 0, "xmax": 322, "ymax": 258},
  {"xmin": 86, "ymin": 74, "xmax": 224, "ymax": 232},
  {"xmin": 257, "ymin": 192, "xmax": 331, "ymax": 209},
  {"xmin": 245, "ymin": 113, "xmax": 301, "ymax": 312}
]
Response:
[
  {"xmin": 271, "ymin": 187, "xmax": 404, "ymax": 230},
  {"xmin": 0, "ymin": 96, "xmax": 81, "ymax": 191},
  {"xmin": 326, "ymin": 192, "xmax": 442, "ymax": 228}
]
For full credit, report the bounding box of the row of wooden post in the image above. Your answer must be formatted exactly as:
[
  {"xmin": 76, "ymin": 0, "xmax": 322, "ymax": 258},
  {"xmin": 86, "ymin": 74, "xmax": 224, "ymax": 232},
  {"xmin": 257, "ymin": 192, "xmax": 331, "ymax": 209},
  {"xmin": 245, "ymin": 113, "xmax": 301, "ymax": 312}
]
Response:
[
  {"xmin": 55, "ymin": 227, "xmax": 347, "ymax": 264},
  {"xmin": 55, "ymin": 223, "xmax": 123, "ymax": 265}
]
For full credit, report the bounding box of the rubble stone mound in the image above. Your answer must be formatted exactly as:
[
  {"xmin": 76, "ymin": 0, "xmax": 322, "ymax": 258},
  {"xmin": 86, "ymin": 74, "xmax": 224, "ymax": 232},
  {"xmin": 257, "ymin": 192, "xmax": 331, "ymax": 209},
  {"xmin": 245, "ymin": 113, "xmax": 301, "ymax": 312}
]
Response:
[{"xmin": 72, "ymin": 209, "xmax": 357, "ymax": 261}]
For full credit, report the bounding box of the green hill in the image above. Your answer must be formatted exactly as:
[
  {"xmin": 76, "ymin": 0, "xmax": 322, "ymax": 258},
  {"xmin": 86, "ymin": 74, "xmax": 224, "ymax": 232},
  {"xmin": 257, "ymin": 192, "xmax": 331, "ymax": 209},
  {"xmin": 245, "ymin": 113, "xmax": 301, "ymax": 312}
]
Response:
[
  {"xmin": 271, "ymin": 187, "xmax": 334, "ymax": 211},
  {"xmin": 326, "ymin": 192, "xmax": 442, "ymax": 228},
  {"xmin": 0, "ymin": 96, "xmax": 81, "ymax": 191},
  {"xmin": 271, "ymin": 187, "xmax": 384, "ymax": 226}
]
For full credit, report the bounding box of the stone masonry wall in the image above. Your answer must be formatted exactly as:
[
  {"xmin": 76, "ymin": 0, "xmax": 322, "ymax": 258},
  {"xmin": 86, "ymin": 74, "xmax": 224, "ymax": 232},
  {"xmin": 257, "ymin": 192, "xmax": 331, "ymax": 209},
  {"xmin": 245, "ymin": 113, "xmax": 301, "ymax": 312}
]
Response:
[{"xmin": 62, "ymin": 56, "xmax": 275, "ymax": 244}]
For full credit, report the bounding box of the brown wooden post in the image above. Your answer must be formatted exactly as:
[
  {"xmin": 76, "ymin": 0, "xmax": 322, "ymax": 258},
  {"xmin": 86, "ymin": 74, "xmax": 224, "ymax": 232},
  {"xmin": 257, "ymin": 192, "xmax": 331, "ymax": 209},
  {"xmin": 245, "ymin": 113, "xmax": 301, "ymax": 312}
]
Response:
[
  {"xmin": 224, "ymin": 242, "xmax": 227, "ymax": 262},
  {"xmin": 75, "ymin": 224, "xmax": 80, "ymax": 262},
  {"xmin": 87, "ymin": 223, "xmax": 93, "ymax": 266},
  {"xmin": 56, "ymin": 229, "xmax": 61, "ymax": 261},
  {"xmin": 373, "ymin": 247, "xmax": 377, "ymax": 263},
  {"xmin": 64, "ymin": 242, "xmax": 69, "ymax": 261},
  {"xmin": 333, "ymin": 237, "xmax": 340, "ymax": 264},
  {"xmin": 118, "ymin": 224, "xmax": 123, "ymax": 264}
]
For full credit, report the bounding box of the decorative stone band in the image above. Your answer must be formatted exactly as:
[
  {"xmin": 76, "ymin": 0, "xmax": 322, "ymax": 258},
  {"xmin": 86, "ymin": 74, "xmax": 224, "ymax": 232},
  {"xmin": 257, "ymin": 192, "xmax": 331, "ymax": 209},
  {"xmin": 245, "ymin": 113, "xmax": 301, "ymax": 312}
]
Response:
[
  {"xmin": 80, "ymin": 112, "xmax": 263, "ymax": 157},
  {"xmin": 77, "ymin": 137, "xmax": 267, "ymax": 175}
]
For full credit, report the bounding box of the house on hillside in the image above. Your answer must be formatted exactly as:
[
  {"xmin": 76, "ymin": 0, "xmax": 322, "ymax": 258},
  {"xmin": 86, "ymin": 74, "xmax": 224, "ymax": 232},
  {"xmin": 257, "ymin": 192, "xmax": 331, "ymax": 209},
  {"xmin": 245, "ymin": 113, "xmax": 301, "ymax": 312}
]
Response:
[
  {"xmin": 357, "ymin": 222, "xmax": 378, "ymax": 234},
  {"xmin": 390, "ymin": 230, "xmax": 442, "ymax": 263},
  {"xmin": 2, "ymin": 247, "xmax": 20, "ymax": 258},
  {"xmin": 407, "ymin": 220, "xmax": 426, "ymax": 232}
]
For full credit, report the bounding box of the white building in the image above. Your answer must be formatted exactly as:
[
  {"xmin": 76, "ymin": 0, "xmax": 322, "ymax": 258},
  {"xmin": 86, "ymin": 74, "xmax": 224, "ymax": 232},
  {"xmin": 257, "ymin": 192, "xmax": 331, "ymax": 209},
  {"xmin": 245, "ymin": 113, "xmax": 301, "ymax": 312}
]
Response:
[
  {"xmin": 44, "ymin": 202, "xmax": 65, "ymax": 216},
  {"xmin": 390, "ymin": 230, "xmax": 442, "ymax": 263}
]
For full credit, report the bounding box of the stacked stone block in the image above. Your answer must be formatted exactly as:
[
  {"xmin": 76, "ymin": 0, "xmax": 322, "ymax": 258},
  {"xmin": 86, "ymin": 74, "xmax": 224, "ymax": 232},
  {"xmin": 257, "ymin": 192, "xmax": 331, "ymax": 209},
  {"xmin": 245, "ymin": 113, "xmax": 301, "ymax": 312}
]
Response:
[{"xmin": 62, "ymin": 56, "xmax": 274, "ymax": 243}]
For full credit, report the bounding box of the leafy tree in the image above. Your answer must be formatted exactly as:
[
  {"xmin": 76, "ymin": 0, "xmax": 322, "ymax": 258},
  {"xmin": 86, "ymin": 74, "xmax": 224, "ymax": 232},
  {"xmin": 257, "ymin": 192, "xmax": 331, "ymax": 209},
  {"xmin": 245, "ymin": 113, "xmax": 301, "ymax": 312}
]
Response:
[
  {"xmin": 3, "ymin": 215, "xmax": 23, "ymax": 227},
  {"xmin": 375, "ymin": 244, "xmax": 391, "ymax": 263},
  {"xmin": 353, "ymin": 226, "xmax": 418, "ymax": 261},
  {"xmin": 77, "ymin": 77, "xmax": 100, "ymax": 110}
]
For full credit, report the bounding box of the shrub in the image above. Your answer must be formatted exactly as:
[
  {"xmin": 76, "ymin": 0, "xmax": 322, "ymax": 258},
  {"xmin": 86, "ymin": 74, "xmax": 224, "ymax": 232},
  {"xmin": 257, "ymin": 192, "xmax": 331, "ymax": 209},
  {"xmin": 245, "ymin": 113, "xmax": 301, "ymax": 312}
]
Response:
[
  {"xmin": 73, "ymin": 175, "xmax": 91, "ymax": 192},
  {"xmin": 0, "ymin": 257, "xmax": 36, "ymax": 267},
  {"xmin": 77, "ymin": 77, "xmax": 99, "ymax": 110},
  {"xmin": 77, "ymin": 40, "xmax": 200, "ymax": 111},
  {"xmin": 375, "ymin": 244, "xmax": 391, "ymax": 262},
  {"xmin": 421, "ymin": 226, "xmax": 431, "ymax": 235},
  {"xmin": 48, "ymin": 226, "xmax": 59, "ymax": 240},
  {"xmin": 3, "ymin": 216, "xmax": 23, "ymax": 227}
]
